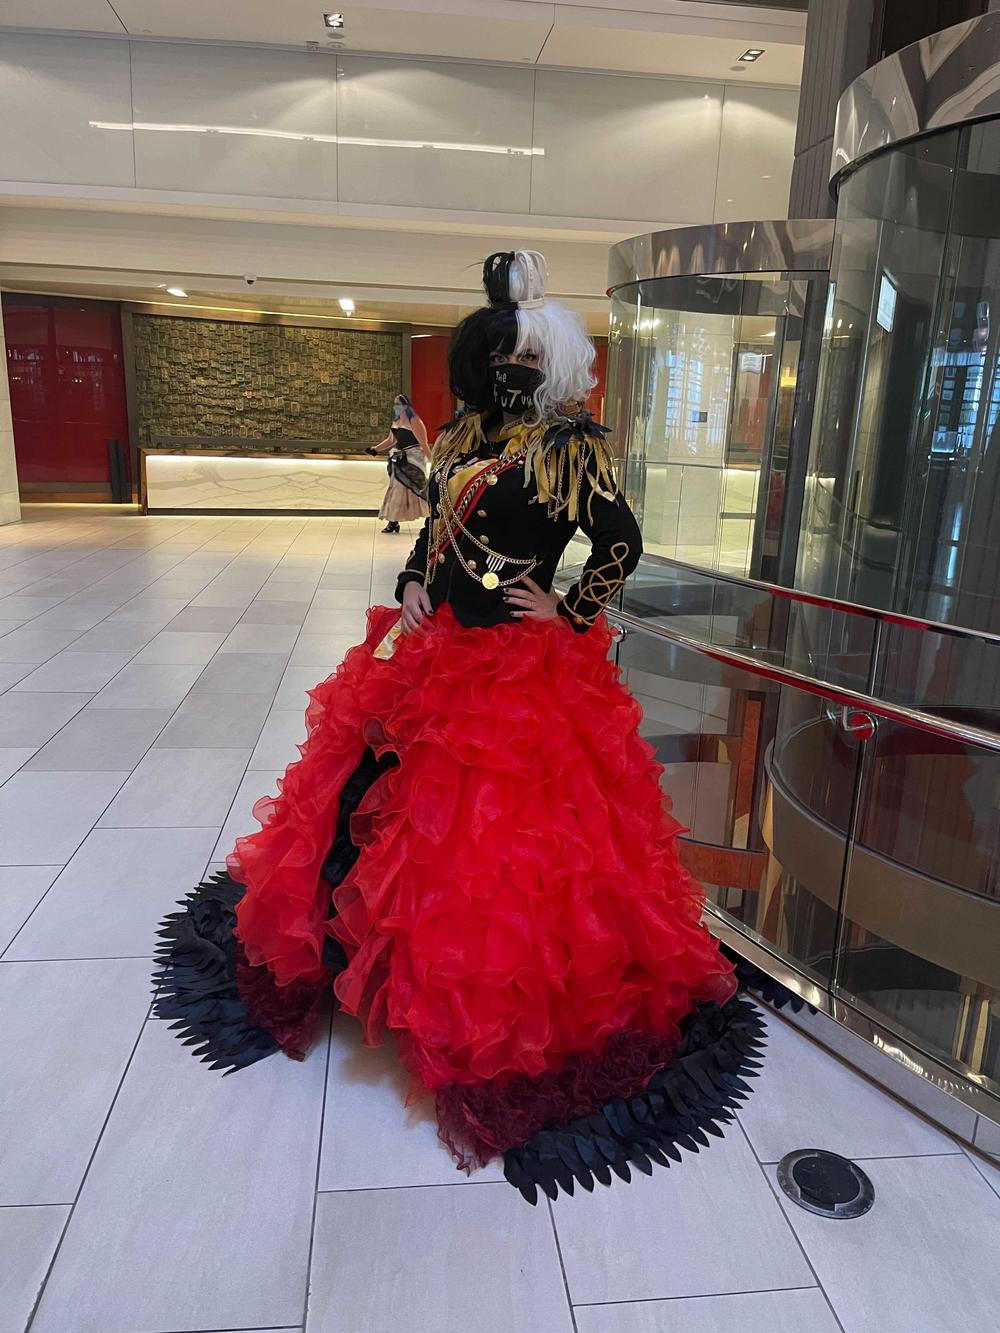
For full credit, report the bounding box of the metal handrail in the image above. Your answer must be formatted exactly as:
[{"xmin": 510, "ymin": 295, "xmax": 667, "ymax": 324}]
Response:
[
  {"xmin": 628, "ymin": 549, "xmax": 1000, "ymax": 647},
  {"xmin": 605, "ymin": 606, "xmax": 1000, "ymax": 755}
]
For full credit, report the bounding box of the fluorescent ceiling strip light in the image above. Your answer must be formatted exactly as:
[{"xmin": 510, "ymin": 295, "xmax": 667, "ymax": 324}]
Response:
[{"xmin": 90, "ymin": 121, "xmax": 544, "ymax": 156}]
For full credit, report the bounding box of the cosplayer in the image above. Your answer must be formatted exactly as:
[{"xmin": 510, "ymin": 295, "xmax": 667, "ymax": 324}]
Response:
[
  {"xmin": 155, "ymin": 251, "xmax": 768, "ymax": 1203},
  {"xmin": 368, "ymin": 393, "xmax": 430, "ymax": 534}
]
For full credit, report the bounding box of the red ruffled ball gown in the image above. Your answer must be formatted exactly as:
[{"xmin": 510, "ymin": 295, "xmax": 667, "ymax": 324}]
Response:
[
  {"xmin": 155, "ymin": 418, "xmax": 770, "ymax": 1202},
  {"xmin": 155, "ymin": 604, "xmax": 771, "ymax": 1200}
]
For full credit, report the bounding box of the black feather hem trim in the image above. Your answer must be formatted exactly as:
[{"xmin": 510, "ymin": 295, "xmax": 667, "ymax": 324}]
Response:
[
  {"xmin": 152, "ymin": 871, "xmax": 281, "ymax": 1074},
  {"xmin": 718, "ymin": 942, "xmax": 817, "ymax": 1014},
  {"xmin": 502, "ymin": 994, "xmax": 766, "ymax": 1205}
]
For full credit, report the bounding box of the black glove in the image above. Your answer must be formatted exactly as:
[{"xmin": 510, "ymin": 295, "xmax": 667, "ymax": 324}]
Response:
[{"xmin": 366, "ymin": 446, "xmax": 379, "ymax": 456}]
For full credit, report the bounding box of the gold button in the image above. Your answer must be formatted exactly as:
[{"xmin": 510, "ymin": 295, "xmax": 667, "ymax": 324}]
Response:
[
  {"xmin": 468, "ymin": 559, "xmax": 477, "ymax": 570},
  {"xmin": 482, "ymin": 571, "xmax": 500, "ymax": 590},
  {"xmin": 486, "ymin": 476, "xmax": 498, "ymax": 486},
  {"xmin": 574, "ymin": 615, "xmax": 584, "ymax": 625},
  {"xmin": 436, "ymin": 553, "xmax": 445, "ymax": 564},
  {"xmin": 477, "ymin": 509, "xmax": 488, "ymax": 518},
  {"xmin": 480, "ymin": 534, "xmax": 490, "ymax": 544}
]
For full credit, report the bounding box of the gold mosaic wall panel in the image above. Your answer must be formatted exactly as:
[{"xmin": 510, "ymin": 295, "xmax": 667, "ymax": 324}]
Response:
[{"xmin": 132, "ymin": 315, "xmax": 403, "ymax": 445}]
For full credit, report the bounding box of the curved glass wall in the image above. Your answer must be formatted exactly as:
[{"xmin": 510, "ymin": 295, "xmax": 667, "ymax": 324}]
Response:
[
  {"xmin": 603, "ymin": 565, "xmax": 1000, "ymax": 1120},
  {"xmin": 609, "ymin": 263, "xmax": 829, "ymax": 584},
  {"xmin": 799, "ymin": 118, "xmax": 1000, "ymax": 634}
]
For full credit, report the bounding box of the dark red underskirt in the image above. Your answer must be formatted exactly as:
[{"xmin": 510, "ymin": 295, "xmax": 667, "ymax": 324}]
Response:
[{"xmin": 435, "ymin": 1027, "xmax": 680, "ymax": 1170}]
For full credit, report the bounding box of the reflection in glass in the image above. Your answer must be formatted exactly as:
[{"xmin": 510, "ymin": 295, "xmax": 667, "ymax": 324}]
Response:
[
  {"xmin": 616, "ymin": 629, "xmax": 849, "ymax": 992},
  {"xmin": 612, "ymin": 610, "xmax": 999, "ymax": 1095},
  {"xmin": 799, "ymin": 120, "xmax": 1000, "ymax": 634},
  {"xmin": 838, "ymin": 723, "xmax": 1000, "ymax": 1086},
  {"xmin": 610, "ymin": 267, "xmax": 828, "ymax": 582}
]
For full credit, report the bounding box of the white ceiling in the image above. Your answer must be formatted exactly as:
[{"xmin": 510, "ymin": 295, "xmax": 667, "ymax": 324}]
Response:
[
  {"xmin": 0, "ymin": 273, "xmax": 612, "ymax": 332},
  {"xmin": 0, "ymin": 0, "xmax": 805, "ymax": 85}
]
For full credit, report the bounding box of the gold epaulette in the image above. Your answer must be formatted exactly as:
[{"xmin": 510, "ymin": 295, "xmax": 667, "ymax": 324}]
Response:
[
  {"xmin": 526, "ymin": 426, "xmax": 618, "ymax": 524},
  {"xmin": 430, "ymin": 415, "xmax": 482, "ymax": 471},
  {"xmin": 431, "ymin": 412, "xmax": 619, "ymax": 524}
]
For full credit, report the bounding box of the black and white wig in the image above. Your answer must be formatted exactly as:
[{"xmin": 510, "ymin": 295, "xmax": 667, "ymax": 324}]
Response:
[{"xmin": 449, "ymin": 250, "xmax": 597, "ymax": 422}]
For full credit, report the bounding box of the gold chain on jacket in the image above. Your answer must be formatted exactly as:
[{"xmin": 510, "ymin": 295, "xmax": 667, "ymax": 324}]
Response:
[{"xmin": 425, "ymin": 450, "xmax": 538, "ymax": 591}]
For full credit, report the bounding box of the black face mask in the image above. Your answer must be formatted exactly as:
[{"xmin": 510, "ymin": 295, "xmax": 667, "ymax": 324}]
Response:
[{"xmin": 492, "ymin": 363, "xmax": 543, "ymax": 415}]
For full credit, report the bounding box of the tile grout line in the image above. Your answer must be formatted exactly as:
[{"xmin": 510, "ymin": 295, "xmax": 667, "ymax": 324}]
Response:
[
  {"xmin": 2, "ymin": 955, "xmax": 152, "ymax": 963},
  {"xmin": 760, "ymin": 1149, "xmax": 964, "ymax": 1164},
  {"xmin": 964, "ymin": 1144, "xmax": 1000, "ymax": 1201},
  {"xmin": 315, "ymin": 1178, "xmax": 518, "ymax": 1194},
  {"xmin": 24, "ymin": 1010, "xmax": 153, "ymax": 1333},
  {"xmin": 574, "ymin": 1284, "xmax": 824, "ymax": 1309},
  {"xmin": 0, "ymin": 768, "xmax": 140, "ymax": 962},
  {"xmin": 301, "ymin": 1007, "xmax": 336, "ymax": 1331},
  {"xmin": 733, "ymin": 1116, "xmax": 849, "ymax": 1333},
  {"xmin": 545, "ymin": 1196, "xmax": 580, "ymax": 1333}
]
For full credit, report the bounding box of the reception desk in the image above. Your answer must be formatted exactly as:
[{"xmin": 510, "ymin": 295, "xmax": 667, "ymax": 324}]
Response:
[{"xmin": 140, "ymin": 445, "xmax": 389, "ymax": 515}]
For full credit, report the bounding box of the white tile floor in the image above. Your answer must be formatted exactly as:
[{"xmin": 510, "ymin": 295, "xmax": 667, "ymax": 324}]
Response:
[{"xmin": 1, "ymin": 506, "xmax": 999, "ymax": 1333}]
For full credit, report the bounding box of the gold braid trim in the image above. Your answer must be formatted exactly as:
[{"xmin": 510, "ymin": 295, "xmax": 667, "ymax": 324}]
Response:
[
  {"xmin": 431, "ymin": 412, "xmax": 619, "ymax": 524},
  {"xmin": 562, "ymin": 540, "xmax": 631, "ymax": 626}
]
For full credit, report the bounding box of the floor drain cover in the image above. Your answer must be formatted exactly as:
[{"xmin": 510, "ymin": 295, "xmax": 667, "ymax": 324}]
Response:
[{"xmin": 777, "ymin": 1149, "xmax": 875, "ymax": 1219}]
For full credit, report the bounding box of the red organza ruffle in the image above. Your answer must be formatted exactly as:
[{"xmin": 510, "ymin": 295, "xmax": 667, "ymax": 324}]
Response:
[{"xmin": 231, "ymin": 604, "xmax": 735, "ymax": 1093}]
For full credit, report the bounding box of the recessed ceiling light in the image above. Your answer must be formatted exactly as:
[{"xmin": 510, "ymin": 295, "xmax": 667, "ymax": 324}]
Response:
[
  {"xmin": 338, "ymin": 297, "xmax": 355, "ymax": 313},
  {"xmin": 739, "ymin": 48, "xmax": 765, "ymax": 62},
  {"xmin": 166, "ymin": 286, "xmax": 187, "ymax": 297},
  {"xmin": 323, "ymin": 13, "xmax": 345, "ymax": 28}
]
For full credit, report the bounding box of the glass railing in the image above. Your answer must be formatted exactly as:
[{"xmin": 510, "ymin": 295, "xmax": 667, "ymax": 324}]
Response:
[
  {"xmin": 563, "ymin": 547, "xmax": 1000, "ymax": 720},
  {"xmin": 558, "ymin": 550, "xmax": 1000, "ymax": 1115}
]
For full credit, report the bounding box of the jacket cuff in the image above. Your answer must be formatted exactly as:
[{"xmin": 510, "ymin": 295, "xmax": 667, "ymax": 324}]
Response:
[
  {"xmin": 557, "ymin": 599, "xmax": 591, "ymax": 633},
  {"xmin": 395, "ymin": 570, "xmax": 424, "ymax": 604}
]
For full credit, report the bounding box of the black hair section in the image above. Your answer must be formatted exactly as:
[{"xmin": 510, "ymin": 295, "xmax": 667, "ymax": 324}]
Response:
[
  {"xmin": 448, "ymin": 305, "xmax": 519, "ymax": 414},
  {"xmin": 483, "ymin": 251, "xmax": 517, "ymax": 308}
]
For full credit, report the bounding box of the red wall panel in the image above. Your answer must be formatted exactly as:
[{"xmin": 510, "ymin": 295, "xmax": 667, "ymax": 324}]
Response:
[
  {"xmin": 410, "ymin": 334, "xmax": 454, "ymax": 439},
  {"xmin": 3, "ymin": 295, "xmax": 129, "ymax": 485}
]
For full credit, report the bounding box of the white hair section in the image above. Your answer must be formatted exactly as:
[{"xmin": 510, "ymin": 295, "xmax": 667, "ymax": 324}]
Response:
[{"xmin": 515, "ymin": 300, "xmax": 597, "ymax": 422}]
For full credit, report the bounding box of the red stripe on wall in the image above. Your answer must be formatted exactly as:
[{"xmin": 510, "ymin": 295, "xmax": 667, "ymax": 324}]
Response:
[
  {"xmin": 3, "ymin": 295, "xmax": 129, "ymax": 485},
  {"xmin": 410, "ymin": 334, "xmax": 453, "ymax": 439}
]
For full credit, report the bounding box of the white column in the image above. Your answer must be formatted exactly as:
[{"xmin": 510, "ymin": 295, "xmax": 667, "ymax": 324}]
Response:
[{"xmin": 0, "ymin": 306, "xmax": 21, "ymax": 525}]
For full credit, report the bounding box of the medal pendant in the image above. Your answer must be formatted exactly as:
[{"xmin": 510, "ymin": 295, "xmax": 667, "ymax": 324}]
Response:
[{"xmin": 481, "ymin": 571, "xmax": 500, "ymax": 591}]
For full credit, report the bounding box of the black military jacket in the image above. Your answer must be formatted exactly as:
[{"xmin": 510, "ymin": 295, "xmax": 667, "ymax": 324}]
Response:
[{"xmin": 395, "ymin": 411, "xmax": 642, "ymax": 631}]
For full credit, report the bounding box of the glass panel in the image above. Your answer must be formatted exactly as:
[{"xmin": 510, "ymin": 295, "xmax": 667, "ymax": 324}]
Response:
[
  {"xmin": 798, "ymin": 122, "xmax": 1000, "ymax": 636},
  {"xmin": 897, "ymin": 119, "xmax": 1000, "ymax": 634},
  {"xmin": 612, "ymin": 274, "xmax": 784, "ymax": 577},
  {"xmin": 874, "ymin": 619, "xmax": 1000, "ymax": 724},
  {"xmin": 609, "ymin": 263, "xmax": 829, "ymax": 585},
  {"xmin": 838, "ymin": 722, "xmax": 1000, "ymax": 1088},
  {"xmin": 620, "ymin": 558, "xmax": 879, "ymax": 691},
  {"xmin": 617, "ymin": 627, "xmax": 859, "ymax": 990}
]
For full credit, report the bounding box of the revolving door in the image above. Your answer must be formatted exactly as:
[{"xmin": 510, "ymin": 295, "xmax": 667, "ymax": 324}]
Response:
[{"xmin": 607, "ymin": 222, "xmax": 833, "ymax": 585}]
